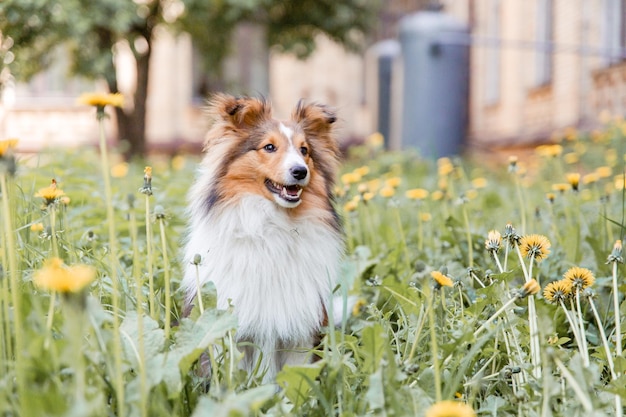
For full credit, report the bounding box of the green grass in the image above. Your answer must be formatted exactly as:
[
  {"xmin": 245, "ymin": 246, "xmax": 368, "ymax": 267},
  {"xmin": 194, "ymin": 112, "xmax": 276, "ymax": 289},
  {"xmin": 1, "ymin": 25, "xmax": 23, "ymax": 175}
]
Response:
[{"xmin": 0, "ymin": 120, "xmax": 625, "ymax": 416}]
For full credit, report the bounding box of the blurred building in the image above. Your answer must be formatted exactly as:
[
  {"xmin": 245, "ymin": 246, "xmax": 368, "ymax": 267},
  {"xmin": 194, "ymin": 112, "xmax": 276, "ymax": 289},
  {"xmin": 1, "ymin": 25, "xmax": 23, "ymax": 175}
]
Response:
[{"xmin": 1, "ymin": 0, "xmax": 625, "ymax": 153}]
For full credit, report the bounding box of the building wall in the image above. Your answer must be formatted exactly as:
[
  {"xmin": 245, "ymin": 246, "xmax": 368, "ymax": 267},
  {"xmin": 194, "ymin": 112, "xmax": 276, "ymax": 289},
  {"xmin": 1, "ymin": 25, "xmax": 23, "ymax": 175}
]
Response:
[{"xmin": 467, "ymin": 0, "xmax": 625, "ymax": 146}]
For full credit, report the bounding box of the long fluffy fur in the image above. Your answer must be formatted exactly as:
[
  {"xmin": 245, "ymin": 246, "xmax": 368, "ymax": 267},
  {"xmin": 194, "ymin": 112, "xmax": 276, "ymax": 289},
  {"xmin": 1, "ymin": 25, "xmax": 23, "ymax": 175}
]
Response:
[{"xmin": 181, "ymin": 94, "xmax": 343, "ymax": 382}]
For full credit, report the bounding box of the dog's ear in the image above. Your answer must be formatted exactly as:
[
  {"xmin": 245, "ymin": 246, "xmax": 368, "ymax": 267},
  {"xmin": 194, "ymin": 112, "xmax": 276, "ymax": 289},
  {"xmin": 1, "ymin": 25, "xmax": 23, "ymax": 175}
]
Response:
[
  {"xmin": 292, "ymin": 100, "xmax": 337, "ymax": 135},
  {"xmin": 208, "ymin": 93, "xmax": 271, "ymax": 129}
]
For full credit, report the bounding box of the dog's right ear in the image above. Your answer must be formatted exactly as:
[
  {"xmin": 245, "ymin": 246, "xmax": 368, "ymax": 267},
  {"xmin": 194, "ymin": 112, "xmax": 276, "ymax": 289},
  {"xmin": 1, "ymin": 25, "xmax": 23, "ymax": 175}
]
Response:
[{"xmin": 208, "ymin": 93, "xmax": 271, "ymax": 130}]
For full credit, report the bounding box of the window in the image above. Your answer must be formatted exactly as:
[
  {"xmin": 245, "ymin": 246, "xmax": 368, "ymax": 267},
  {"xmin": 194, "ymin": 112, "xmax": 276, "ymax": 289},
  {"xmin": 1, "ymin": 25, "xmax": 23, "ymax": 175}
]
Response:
[
  {"xmin": 534, "ymin": 0, "xmax": 553, "ymax": 87},
  {"xmin": 602, "ymin": 0, "xmax": 626, "ymax": 66},
  {"xmin": 484, "ymin": 0, "xmax": 501, "ymax": 105}
]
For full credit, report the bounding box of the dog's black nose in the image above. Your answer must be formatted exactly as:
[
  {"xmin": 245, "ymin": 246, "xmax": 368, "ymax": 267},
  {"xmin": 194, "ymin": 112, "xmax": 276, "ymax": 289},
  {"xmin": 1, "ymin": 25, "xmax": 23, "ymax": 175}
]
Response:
[{"xmin": 290, "ymin": 165, "xmax": 308, "ymax": 180}]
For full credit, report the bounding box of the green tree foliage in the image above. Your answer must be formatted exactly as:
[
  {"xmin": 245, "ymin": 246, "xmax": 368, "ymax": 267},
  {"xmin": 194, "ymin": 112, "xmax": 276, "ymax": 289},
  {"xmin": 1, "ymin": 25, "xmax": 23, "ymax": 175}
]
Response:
[{"xmin": 0, "ymin": 0, "xmax": 379, "ymax": 158}]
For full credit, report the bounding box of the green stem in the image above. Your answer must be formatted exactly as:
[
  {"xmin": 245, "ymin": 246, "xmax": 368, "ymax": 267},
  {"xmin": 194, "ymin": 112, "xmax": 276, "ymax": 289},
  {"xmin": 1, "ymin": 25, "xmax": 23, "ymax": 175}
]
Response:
[
  {"xmin": 611, "ymin": 262, "xmax": 622, "ymax": 360},
  {"xmin": 426, "ymin": 286, "xmax": 442, "ymax": 402},
  {"xmin": 574, "ymin": 288, "xmax": 590, "ymax": 367},
  {"xmin": 97, "ymin": 115, "xmax": 125, "ymax": 417},
  {"xmin": 0, "ymin": 172, "xmax": 26, "ymax": 415},
  {"xmin": 158, "ymin": 218, "xmax": 171, "ymax": 339},
  {"xmin": 461, "ymin": 203, "xmax": 473, "ymax": 268},
  {"xmin": 473, "ymin": 295, "xmax": 519, "ymax": 337},
  {"xmin": 393, "ymin": 205, "xmax": 412, "ymax": 271},
  {"xmin": 129, "ymin": 207, "xmax": 147, "ymax": 417},
  {"xmin": 145, "ymin": 196, "xmax": 156, "ymax": 319},
  {"xmin": 50, "ymin": 205, "xmax": 59, "ymax": 258}
]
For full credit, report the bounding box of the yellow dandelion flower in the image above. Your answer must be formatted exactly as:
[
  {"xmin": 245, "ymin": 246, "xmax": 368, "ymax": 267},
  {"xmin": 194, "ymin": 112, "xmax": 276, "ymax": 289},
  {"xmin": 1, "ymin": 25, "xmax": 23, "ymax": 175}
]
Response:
[
  {"xmin": 144, "ymin": 166, "xmax": 153, "ymax": 180},
  {"xmin": 431, "ymin": 190, "xmax": 445, "ymax": 201},
  {"xmin": 552, "ymin": 183, "xmax": 569, "ymax": 193},
  {"xmin": 35, "ymin": 179, "xmax": 65, "ymax": 206},
  {"xmin": 465, "ymin": 189, "xmax": 478, "ymax": 200},
  {"xmin": 366, "ymin": 132, "xmax": 384, "ymax": 148},
  {"xmin": 379, "ymin": 186, "xmax": 395, "ymax": 198},
  {"xmin": 78, "ymin": 92, "xmax": 124, "ymax": 108},
  {"xmin": 471, "ymin": 177, "xmax": 488, "ymax": 188},
  {"xmin": 341, "ymin": 172, "xmax": 361, "ymax": 186},
  {"xmin": 508, "ymin": 155, "xmax": 518, "ymax": 172},
  {"xmin": 110, "ymin": 162, "xmax": 129, "ymax": 178},
  {"xmin": 518, "ymin": 234, "xmax": 551, "ymax": 261},
  {"xmin": 405, "ymin": 188, "xmax": 429, "ymax": 200},
  {"xmin": 564, "ymin": 126, "xmax": 578, "ymax": 141},
  {"xmin": 385, "ymin": 177, "xmax": 402, "ymax": 188},
  {"xmin": 596, "ymin": 166, "xmax": 612, "ymax": 178},
  {"xmin": 30, "ymin": 223, "xmax": 44, "ymax": 232},
  {"xmin": 354, "ymin": 166, "xmax": 370, "ymax": 177},
  {"xmin": 543, "ymin": 280, "xmax": 572, "ymax": 304},
  {"xmin": 362, "ymin": 192, "xmax": 374, "ymax": 202},
  {"xmin": 60, "ymin": 196, "xmax": 70, "ymax": 206},
  {"xmin": 536, "ymin": 144, "xmax": 563, "ymax": 158},
  {"xmin": 566, "ymin": 173, "xmax": 580, "ymax": 191},
  {"xmin": 357, "ymin": 183, "xmax": 369, "ymax": 194},
  {"xmin": 521, "ymin": 279, "xmax": 541, "ymax": 297},
  {"xmin": 0, "ymin": 138, "xmax": 18, "ymax": 157},
  {"xmin": 605, "ymin": 149, "xmax": 618, "ymax": 166},
  {"xmin": 563, "ymin": 266, "xmax": 595, "ymax": 290},
  {"xmin": 485, "ymin": 230, "xmax": 502, "ymax": 253},
  {"xmin": 420, "ymin": 212, "xmax": 432, "ymax": 222},
  {"xmin": 343, "ymin": 200, "xmax": 358, "ymax": 212},
  {"xmin": 564, "ymin": 152, "xmax": 579, "ymax": 164},
  {"xmin": 582, "ymin": 173, "xmax": 599, "ymax": 185},
  {"xmin": 546, "ymin": 192, "xmax": 556, "ymax": 203},
  {"xmin": 366, "ymin": 179, "xmax": 382, "ymax": 193},
  {"xmin": 438, "ymin": 159, "xmax": 454, "ymax": 176},
  {"xmin": 425, "ymin": 400, "xmax": 476, "ymax": 417},
  {"xmin": 334, "ymin": 186, "xmax": 346, "ymax": 198},
  {"xmin": 431, "ymin": 271, "xmax": 453, "ymax": 288},
  {"xmin": 352, "ymin": 298, "xmax": 367, "ymax": 316},
  {"xmin": 33, "ymin": 258, "xmax": 96, "ymax": 293}
]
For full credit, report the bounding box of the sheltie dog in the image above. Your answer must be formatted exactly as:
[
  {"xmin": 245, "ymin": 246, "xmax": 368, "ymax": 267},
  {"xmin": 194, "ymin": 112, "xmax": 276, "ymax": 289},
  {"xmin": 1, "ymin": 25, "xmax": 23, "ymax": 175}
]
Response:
[{"xmin": 181, "ymin": 94, "xmax": 343, "ymax": 382}]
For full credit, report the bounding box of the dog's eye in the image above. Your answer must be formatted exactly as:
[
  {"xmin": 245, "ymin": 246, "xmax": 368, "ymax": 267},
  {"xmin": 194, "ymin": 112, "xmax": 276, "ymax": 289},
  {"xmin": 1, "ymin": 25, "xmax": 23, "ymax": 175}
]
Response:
[
  {"xmin": 300, "ymin": 147, "xmax": 308, "ymax": 156},
  {"xmin": 263, "ymin": 144, "xmax": 276, "ymax": 153}
]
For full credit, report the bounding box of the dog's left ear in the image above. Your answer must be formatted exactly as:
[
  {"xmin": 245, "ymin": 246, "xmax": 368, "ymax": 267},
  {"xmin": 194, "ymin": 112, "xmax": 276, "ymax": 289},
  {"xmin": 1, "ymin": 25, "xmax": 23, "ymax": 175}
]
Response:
[{"xmin": 292, "ymin": 100, "xmax": 337, "ymax": 135}]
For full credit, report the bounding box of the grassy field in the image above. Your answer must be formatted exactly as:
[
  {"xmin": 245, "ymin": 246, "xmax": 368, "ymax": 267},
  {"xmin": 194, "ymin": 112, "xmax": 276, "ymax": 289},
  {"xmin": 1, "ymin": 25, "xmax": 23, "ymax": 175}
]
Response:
[{"xmin": 0, "ymin": 113, "xmax": 625, "ymax": 416}]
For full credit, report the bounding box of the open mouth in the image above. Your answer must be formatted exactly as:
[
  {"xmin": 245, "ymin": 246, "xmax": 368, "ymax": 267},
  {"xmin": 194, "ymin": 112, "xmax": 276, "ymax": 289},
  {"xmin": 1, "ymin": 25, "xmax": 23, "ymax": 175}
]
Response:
[{"xmin": 265, "ymin": 179, "xmax": 303, "ymax": 203}]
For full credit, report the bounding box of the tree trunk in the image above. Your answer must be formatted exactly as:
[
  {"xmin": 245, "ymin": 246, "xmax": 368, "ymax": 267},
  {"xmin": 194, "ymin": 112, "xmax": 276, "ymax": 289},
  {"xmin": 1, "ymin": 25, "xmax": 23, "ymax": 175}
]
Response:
[{"xmin": 113, "ymin": 46, "xmax": 151, "ymax": 160}]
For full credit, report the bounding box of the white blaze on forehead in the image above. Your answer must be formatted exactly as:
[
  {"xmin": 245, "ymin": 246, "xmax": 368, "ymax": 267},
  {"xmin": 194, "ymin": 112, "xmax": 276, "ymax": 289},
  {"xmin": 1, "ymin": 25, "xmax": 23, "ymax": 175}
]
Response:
[{"xmin": 279, "ymin": 123, "xmax": 294, "ymax": 142}]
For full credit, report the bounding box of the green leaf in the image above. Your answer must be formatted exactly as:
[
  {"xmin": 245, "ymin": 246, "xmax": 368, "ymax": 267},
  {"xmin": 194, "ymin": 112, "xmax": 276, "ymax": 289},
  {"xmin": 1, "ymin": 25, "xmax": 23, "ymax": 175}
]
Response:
[
  {"xmin": 276, "ymin": 363, "xmax": 323, "ymax": 408},
  {"xmin": 361, "ymin": 323, "xmax": 386, "ymax": 374},
  {"xmin": 190, "ymin": 385, "xmax": 276, "ymax": 417}
]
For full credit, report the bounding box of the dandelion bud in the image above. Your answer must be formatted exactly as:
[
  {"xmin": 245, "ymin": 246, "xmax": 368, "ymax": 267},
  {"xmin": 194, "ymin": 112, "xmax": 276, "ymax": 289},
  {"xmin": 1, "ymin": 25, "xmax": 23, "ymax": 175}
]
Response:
[
  {"xmin": 192, "ymin": 254, "xmax": 202, "ymax": 265},
  {"xmin": 508, "ymin": 156, "xmax": 518, "ymax": 173},
  {"xmin": 139, "ymin": 166, "xmax": 153, "ymax": 196},
  {"xmin": 607, "ymin": 239, "xmax": 624, "ymax": 264},
  {"xmin": 520, "ymin": 279, "xmax": 540, "ymax": 298},
  {"xmin": 485, "ymin": 230, "xmax": 502, "ymax": 253}
]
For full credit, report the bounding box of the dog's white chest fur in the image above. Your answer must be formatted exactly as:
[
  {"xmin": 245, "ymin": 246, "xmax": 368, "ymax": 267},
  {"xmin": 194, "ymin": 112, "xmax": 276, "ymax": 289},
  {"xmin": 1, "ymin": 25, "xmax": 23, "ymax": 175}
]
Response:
[{"xmin": 182, "ymin": 195, "xmax": 342, "ymax": 380}]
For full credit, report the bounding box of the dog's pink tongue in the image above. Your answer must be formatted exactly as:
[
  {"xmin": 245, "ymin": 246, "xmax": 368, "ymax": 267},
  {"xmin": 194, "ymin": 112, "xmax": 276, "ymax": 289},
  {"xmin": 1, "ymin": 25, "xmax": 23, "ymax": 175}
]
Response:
[{"xmin": 284, "ymin": 185, "xmax": 300, "ymax": 196}]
